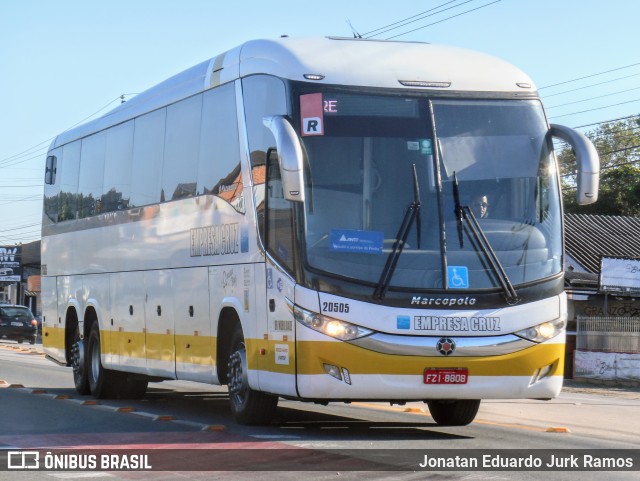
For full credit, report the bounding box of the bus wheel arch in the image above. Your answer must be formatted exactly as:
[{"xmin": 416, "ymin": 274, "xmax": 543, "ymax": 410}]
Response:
[
  {"xmin": 227, "ymin": 326, "xmax": 278, "ymax": 424},
  {"xmin": 216, "ymin": 308, "xmax": 278, "ymax": 425}
]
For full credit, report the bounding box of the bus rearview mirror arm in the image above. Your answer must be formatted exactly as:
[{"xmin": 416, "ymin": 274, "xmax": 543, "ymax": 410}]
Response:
[
  {"xmin": 550, "ymin": 123, "xmax": 600, "ymax": 205},
  {"xmin": 263, "ymin": 116, "xmax": 305, "ymax": 202}
]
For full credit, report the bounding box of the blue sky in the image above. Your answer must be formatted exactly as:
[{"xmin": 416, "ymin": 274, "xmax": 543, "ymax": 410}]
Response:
[{"xmin": 1, "ymin": 0, "xmax": 639, "ymax": 244}]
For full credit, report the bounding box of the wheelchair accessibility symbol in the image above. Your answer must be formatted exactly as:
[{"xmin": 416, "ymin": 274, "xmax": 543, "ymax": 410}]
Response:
[{"xmin": 447, "ymin": 266, "xmax": 469, "ymax": 289}]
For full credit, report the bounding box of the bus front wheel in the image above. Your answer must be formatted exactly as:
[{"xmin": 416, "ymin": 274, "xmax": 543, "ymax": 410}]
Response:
[
  {"xmin": 227, "ymin": 328, "xmax": 277, "ymax": 425},
  {"xmin": 426, "ymin": 399, "xmax": 481, "ymax": 426}
]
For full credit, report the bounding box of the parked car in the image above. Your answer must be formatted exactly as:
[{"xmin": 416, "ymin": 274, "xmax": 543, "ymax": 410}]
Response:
[{"xmin": 0, "ymin": 305, "xmax": 38, "ymax": 344}]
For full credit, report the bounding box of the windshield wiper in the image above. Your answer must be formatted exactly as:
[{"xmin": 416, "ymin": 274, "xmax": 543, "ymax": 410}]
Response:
[
  {"xmin": 451, "ymin": 173, "xmax": 519, "ymax": 305},
  {"xmin": 452, "ymin": 172, "xmax": 465, "ymax": 248},
  {"xmin": 373, "ymin": 164, "xmax": 421, "ymax": 300}
]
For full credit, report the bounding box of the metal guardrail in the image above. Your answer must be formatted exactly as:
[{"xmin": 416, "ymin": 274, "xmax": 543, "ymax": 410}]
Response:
[{"xmin": 577, "ymin": 316, "xmax": 640, "ymax": 353}]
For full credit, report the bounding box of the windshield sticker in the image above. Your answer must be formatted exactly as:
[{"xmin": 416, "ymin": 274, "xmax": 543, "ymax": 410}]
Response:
[
  {"xmin": 329, "ymin": 229, "xmax": 384, "ymax": 254},
  {"xmin": 421, "ymin": 139, "xmax": 433, "ymax": 155},
  {"xmin": 447, "ymin": 266, "xmax": 469, "ymax": 289},
  {"xmin": 407, "ymin": 139, "xmax": 432, "ymax": 155},
  {"xmin": 300, "ymin": 93, "xmax": 324, "ymax": 136}
]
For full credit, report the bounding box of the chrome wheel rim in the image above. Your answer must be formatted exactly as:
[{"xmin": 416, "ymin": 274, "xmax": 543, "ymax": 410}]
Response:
[{"xmin": 228, "ymin": 343, "xmax": 249, "ymax": 407}]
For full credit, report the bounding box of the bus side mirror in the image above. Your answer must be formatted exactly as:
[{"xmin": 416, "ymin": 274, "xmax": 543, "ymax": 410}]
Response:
[
  {"xmin": 45, "ymin": 155, "xmax": 57, "ymax": 185},
  {"xmin": 550, "ymin": 124, "xmax": 600, "ymax": 205},
  {"xmin": 263, "ymin": 116, "xmax": 305, "ymax": 202}
]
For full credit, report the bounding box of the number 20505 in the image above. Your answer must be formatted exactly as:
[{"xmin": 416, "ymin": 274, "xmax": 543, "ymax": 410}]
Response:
[{"xmin": 322, "ymin": 302, "xmax": 350, "ymax": 313}]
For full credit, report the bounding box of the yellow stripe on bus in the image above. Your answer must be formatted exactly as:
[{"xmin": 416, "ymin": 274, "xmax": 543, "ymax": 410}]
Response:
[
  {"xmin": 295, "ymin": 340, "xmax": 564, "ymax": 377},
  {"xmin": 45, "ymin": 328, "xmax": 563, "ymax": 378}
]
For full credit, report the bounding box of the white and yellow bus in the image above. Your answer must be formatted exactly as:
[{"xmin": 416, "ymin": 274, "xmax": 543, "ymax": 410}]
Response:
[{"xmin": 42, "ymin": 37, "xmax": 599, "ymax": 426}]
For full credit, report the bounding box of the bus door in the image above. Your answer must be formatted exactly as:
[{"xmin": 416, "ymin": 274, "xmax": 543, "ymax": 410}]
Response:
[
  {"xmin": 144, "ymin": 270, "xmax": 176, "ymax": 378},
  {"xmin": 265, "ymin": 261, "xmax": 297, "ymax": 397},
  {"xmin": 112, "ymin": 271, "xmax": 146, "ymax": 373},
  {"xmin": 174, "ymin": 267, "xmax": 213, "ymax": 383}
]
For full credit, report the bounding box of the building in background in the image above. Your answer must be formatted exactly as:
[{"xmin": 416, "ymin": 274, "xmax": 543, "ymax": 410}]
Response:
[
  {"xmin": 564, "ymin": 214, "xmax": 640, "ymax": 385},
  {"xmin": 0, "ymin": 241, "xmax": 41, "ymax": 316}
]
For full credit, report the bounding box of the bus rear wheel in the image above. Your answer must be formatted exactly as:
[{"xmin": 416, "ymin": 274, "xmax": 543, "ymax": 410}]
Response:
[
  {"xmin": 426, "ymin": 399, "xmax": 481, "ymax": 426},
  {"xmin": 71, "ymin": 326, "xmax": 90, "ymax": 395},
  {"xmin": 227, "ymin": 328, "xmax": 277, "ymax": 425},
  {"xmin": 87, "ymin": 323, "xmax": 121, "ymax": 398}
]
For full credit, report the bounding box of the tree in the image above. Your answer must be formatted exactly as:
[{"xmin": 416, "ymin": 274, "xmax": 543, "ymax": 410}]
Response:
[{"xmin": 558, "ymin": 116, "xmax": 640, "ymax": 215}]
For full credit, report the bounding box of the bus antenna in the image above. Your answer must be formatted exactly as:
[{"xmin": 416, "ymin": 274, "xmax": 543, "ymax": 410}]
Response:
[{"xmin": 346, "ymin": 20, "xmax": 362, "ymax": 38}]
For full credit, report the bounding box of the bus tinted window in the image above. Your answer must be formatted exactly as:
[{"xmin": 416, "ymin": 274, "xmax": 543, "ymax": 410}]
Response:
[
  {"xmin": 131, "ymin": 108, "xmax": 165, "ymax": 207},
  {"xmin": 103, "ymin": 120, "xmax": 133, "ymax": 212},
  {"xmin": 198, "ymin": 83, "xmax": 243, "ymax": 212},
  {"xmin": 78, "ymin": 131, "xmax": 106, "ymax": 218},
  {"xmin": 58, "ymin": 141, "xmax": 81, "ymax": 221},
  {"xmin": 162, "ymin": 94, "xmax": 202, "ymax": 201}
]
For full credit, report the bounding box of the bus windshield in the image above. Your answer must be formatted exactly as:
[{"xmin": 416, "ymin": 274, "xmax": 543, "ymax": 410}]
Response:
[{"xmin": 299, "ymin": 91, "xmax": 562, "ymax": 293}]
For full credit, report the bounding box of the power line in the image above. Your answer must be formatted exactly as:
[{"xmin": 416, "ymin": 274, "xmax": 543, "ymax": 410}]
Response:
[
  {"xmin": 0, "ymin": 93, "xmax": 136, "ymax": 167},
  {"xmin": 547, "ymin": 98, "xmax": 640, "ymax": 120},
  {"xmin": 560, "ymin": 147, "xmax": 640, "ymax": 180},
  {"xmin": 0, "ymin": 139, "xmax": 51, "ymax": 165},
  {"xmin": 0, "ymin": 146, "xmax": 48, "ymax": 169},
  {"xmin": 545, "ymin": 86, "xmax": 640, "ymax": 110},
  {"xmin": 539, "ymin": 62, "xmax": 640, "ymax": 90},
  {"xmin": 385, "ymin": 0, "xmax": 502, "ymax": 40},
  {"xmin": 542, "ymin": 72, "xmax": 640, "ymax": 99},
  {"xmin": 0, "ymin": 223, "xmax": 40, "ymax": 233},
  {"xmin": 365, "ymin": 0, "xmax": 477, "ymax": 38},
  {"xmin": 572, "ymin": 114, "xmax": 640, "ymax": 130}
]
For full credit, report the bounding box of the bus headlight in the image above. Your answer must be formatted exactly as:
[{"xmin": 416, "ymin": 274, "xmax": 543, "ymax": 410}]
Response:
[
  {"xmin": 515, "ymin": 318, "xmax": 566, "ymax": 343},
  {"xmin": 294, "ymin": 305, "xmax": 373, "ymax": 341}
]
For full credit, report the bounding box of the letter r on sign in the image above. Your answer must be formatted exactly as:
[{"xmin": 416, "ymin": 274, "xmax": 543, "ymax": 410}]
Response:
[{"xmin": 303, "ymin": 117, "xmax": 323, "ymax": 135}]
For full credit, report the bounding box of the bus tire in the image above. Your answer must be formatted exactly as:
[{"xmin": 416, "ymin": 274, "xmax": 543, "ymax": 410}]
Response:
[
  {"xmin": 227, "ymin": 328, "xmax": 277, "ymax": 425},
  {"xmin": 71, "ymin": 326, "xmax": 90, "ymax": 395},
  {"xmin": 87, "ymin": 323, "xmax": 120, "ymax": 399},
  {"xmin": 426, "ymin": 399, "xmax": 481, "ymax": 426}
]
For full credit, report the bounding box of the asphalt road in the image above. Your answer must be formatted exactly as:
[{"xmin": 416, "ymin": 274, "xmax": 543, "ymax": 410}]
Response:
[{"xmin": 1, "ymin": 340, "xmax": 638, "ymax": 480}]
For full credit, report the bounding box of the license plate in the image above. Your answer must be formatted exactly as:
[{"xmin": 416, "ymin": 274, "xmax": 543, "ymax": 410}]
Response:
[
  {"xmin": 424, "ymin": 368, "xmax": 468, "ymax": 384},
  {"xmin": 11, "ymin": 322, "xmax": 23, "ymax": 327}
]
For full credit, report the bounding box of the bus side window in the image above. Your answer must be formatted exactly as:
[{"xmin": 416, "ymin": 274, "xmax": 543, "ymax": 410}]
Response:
[
  {"xmin": 59, "ymin": 141, "xmax": 81, "ymax": 222},
  {"xmin": 266, "ymin": 147, "xmax": 296, "ymax": 273},
  {"xmin": 242, "ymin": 74, "xmax": 289, "ymax": 262}
]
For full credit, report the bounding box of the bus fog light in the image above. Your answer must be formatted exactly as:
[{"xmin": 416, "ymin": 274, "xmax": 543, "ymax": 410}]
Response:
[
  {"xmin": 538, "ymin": 363, "xmax": 554, "ymax": 379},
  {"xmin": 324, "ymin": 363, "xmax": 342, "ymax": 381},
  {"xmin": 530, "ymin": 362, "xmax": 556, "ymax": 385},
  {"xmin": 516, "ymin": 318, "xmax": 566, "ymax": 343}
]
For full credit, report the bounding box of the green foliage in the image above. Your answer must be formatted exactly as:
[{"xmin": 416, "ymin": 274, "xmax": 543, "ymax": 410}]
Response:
[{"xmin": 559, "ymin": 116, "xmax": 640, "ymax": 215}]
